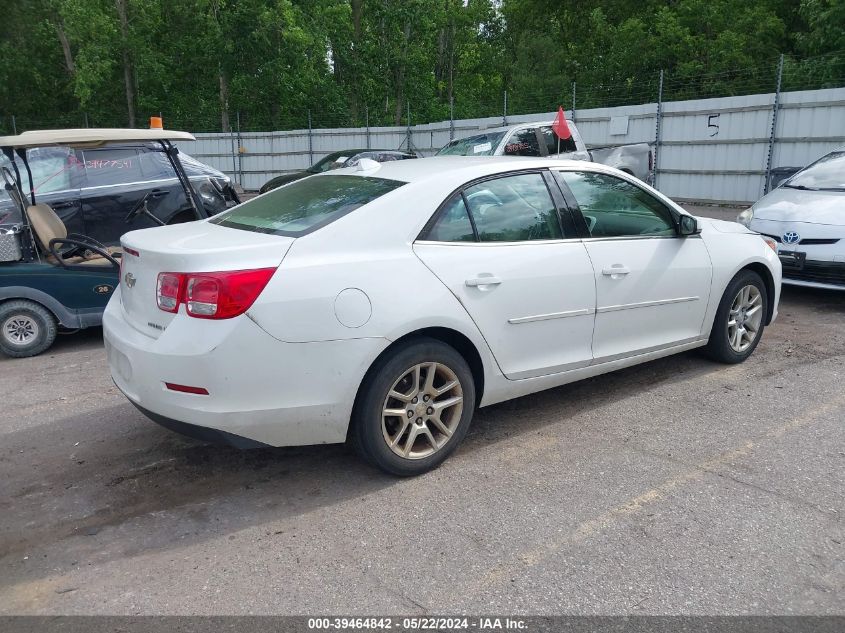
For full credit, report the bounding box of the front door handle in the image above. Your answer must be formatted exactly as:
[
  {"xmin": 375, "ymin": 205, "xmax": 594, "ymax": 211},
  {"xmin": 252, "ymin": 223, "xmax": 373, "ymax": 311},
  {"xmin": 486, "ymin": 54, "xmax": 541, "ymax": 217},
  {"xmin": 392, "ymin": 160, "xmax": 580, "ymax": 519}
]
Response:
[
  {"xmin": 466, "ymin": 276, "xmax": 502, "ymax": 288},
  {"xmin": 602, "ymin": 265, "xmax": 630, "ymax": 276}
]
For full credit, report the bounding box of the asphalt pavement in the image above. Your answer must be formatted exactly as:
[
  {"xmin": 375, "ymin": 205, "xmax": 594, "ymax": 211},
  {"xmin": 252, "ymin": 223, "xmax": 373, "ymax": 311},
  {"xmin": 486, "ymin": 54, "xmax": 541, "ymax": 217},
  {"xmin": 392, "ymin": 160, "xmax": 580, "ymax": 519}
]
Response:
[{"xmin": 1, "ymin": 208, "xmax": 843, "ymax": 615}]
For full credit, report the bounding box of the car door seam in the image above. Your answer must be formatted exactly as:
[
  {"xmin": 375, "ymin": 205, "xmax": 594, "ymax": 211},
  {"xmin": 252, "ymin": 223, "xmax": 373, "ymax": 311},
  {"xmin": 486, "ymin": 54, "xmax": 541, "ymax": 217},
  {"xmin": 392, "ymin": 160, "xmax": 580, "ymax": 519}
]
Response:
[{"xmin": 410, "ymin": 244, "xmax": 509, "ymax": 378}]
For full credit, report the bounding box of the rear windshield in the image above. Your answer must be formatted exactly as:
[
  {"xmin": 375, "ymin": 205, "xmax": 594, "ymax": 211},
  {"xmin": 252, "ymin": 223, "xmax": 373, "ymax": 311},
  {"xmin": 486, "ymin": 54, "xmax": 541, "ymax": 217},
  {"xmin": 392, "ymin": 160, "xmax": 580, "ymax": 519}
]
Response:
[{"xmin": 210, "ymin": 174, "xmax": 405, "ymax": 236}]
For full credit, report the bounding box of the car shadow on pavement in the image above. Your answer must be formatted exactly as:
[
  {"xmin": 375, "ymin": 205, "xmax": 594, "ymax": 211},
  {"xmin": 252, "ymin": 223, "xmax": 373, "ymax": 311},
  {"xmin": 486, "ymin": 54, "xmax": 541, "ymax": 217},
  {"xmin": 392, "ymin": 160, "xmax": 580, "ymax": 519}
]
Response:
[
  {"xmin": 3, "ymin": 287, "xmax": 841, "ymax": 581},
  {"xmin": 0, "ymin": 345, "xmax": 728, "ymax": 578},
  {"xmin": 781, "ymin": 285, "xmax": 845, "ymax": 313}
]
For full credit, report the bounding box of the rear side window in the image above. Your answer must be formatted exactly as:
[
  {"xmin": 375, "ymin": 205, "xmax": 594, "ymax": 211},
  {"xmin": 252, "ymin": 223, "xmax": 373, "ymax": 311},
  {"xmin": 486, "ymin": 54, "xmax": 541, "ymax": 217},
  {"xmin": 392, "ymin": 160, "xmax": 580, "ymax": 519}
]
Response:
[
  {"xmin": 211, "ymin": 174, "xmax": 405, "ymax": 236},
  {"xmin": 467, "ymin": 173, "xmax": 561, "ymax": 241},
  {"xmin": 422, "ymin": 172, "xmax": 563, "ymax": 243},
  {"xmin": 503, "ymin": 129, "xmax": 541, "ymax": 157},
  {"xmin": 83, "ymin": 148, "xmax": 145, "ymax": 187},
  {"xmin": 539, "ymin": 126, "xmax": 578, "ymax": 155},
  {"xmin": 425, "ymin": 195, "xmax": 475, "ymax": 242}
]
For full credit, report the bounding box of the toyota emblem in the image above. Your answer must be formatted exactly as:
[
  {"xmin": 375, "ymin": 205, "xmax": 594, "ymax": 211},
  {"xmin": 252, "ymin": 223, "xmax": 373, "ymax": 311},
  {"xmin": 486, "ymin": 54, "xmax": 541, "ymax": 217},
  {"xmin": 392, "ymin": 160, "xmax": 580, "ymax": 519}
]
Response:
[
  {"xmin": 782, "ymin": 231, "xmax": 800, "ymax": 245},
  {"xmin": 124, "ymin": 272, "xmax": 136, "ymax": 288}
]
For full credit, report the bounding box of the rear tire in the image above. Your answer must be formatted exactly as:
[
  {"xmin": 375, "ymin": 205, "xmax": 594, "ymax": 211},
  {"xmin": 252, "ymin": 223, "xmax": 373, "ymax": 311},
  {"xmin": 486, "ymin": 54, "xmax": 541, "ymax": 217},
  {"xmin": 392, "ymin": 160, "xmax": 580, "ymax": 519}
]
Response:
[
  {"xmin": 351, "ymin": 338, "xmax": 476, "ymax": 476},
  {"xmin": 0, "ymin": 300, "xmax": 58, "ymax": 358},
  {"xmin": 703, "ymin": 270, "xmax": 768, "ymax": 364}
]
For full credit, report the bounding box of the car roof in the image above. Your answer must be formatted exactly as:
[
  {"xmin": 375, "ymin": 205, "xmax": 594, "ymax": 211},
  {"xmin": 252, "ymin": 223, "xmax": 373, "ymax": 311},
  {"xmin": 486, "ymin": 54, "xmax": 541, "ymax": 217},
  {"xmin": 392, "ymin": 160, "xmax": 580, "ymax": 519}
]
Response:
[
  {"xmin": 0, "ymin": 128, "xmax": 195, "ymax": 149},
  {"xmin": 451, "ymin": 121, "xmax": 557, "ymax": 136},
  {"xmin": 339, "ymin": 155, "xmax": 592, "ymax": 183}
]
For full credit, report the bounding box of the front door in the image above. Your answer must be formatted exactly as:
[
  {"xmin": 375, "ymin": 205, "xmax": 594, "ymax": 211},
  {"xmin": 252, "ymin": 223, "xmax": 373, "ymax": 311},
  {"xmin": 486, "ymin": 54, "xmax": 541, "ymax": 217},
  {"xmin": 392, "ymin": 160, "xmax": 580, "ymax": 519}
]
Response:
[
  {"xmin": 414, "ymin": 171, "xmax": 596, "ymax": 380},
  {"xmin": 556, "ymin": 169, "xmax": 712, "ymax": 362}
]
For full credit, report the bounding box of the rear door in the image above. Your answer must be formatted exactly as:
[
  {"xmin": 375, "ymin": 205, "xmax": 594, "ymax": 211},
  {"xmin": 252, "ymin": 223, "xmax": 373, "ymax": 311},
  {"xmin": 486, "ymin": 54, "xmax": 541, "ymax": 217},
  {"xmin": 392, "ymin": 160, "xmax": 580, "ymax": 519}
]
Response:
[
  {"xmin": 414, "ymin": 170, "xmax": 595, "ymax": 380},
  {"xmin": 80, "ymin": 146, "xmax": 184, "ymax": 245},
  {"xmin": 555, "ymin": 169, "xmax": 712, "ymax": 362}
]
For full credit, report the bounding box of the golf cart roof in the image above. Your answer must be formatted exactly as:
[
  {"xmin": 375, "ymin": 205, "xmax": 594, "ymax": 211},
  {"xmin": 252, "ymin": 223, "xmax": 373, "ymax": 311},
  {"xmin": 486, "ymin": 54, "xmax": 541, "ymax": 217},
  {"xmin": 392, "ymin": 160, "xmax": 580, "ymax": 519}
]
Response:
[{"xmin": 0, "ymin": 128, "xmax": 195, "ymax": 149}]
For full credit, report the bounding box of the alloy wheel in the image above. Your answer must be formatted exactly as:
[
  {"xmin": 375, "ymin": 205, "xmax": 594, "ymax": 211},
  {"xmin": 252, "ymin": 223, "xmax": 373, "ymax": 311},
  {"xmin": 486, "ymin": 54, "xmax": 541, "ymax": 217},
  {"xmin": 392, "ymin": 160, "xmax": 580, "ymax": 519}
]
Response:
[
  {"xmin": 727, "ymin": 284, "xmax": 763, "ymax": 353},
  {"xmin": 381, "ymin": 362, "xmax": 464, "ymax": 460}
]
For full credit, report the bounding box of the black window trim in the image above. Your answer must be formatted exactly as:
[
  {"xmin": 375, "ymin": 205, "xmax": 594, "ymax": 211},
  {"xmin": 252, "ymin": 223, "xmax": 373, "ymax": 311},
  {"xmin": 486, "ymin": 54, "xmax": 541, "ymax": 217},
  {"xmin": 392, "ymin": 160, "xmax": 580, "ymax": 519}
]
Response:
[
  {"xmin": 417, "ymin": 168, "xmax": 576, "ymax": 244},
  {"xmin": 551, "ymin": 168, "xmax": 684, "ymax": 240}
]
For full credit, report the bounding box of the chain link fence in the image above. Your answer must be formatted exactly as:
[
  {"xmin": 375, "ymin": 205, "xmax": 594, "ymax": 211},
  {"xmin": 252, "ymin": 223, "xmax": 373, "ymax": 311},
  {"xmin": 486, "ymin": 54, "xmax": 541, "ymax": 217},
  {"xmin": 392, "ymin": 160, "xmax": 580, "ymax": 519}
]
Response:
[{"xmin": 2, "ymin": 51, "xmax": 844, "ymax": 136}]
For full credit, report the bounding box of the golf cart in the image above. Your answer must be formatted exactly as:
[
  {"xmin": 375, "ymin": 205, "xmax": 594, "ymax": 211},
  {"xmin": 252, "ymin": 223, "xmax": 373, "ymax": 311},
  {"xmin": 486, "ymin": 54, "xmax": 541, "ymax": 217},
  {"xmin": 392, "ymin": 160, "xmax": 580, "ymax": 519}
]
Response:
[{"xmin": 0, "ymin": 128, "xmax": 204, "ymax": 358}]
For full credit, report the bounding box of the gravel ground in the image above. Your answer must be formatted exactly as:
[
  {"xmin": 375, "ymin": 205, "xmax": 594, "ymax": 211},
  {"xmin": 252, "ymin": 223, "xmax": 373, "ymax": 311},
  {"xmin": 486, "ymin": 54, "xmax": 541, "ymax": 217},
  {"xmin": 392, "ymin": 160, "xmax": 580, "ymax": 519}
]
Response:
[{"xmin": 1, "ymin": 208, "xmax": 843, "ymax": 615}]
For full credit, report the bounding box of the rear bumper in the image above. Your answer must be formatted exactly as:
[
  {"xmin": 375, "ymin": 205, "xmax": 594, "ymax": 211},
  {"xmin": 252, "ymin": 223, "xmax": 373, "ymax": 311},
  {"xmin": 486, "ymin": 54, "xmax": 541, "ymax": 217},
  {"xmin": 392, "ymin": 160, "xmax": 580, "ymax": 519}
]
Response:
[
  {"xmin": 129, "ymin": 401, "xmax": 270, "ymax": 448},
  {"xmin": 103, "ymin": 290, "xmax": 390, "ymax": 447}
]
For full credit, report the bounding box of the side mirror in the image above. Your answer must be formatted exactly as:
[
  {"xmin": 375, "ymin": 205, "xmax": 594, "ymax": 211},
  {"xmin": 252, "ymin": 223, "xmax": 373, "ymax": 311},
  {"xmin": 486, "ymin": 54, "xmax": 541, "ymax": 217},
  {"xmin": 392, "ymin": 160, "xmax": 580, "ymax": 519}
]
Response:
[{"xmin": 679, "ymin": 215, "xmax": 700, "ymax": 236}]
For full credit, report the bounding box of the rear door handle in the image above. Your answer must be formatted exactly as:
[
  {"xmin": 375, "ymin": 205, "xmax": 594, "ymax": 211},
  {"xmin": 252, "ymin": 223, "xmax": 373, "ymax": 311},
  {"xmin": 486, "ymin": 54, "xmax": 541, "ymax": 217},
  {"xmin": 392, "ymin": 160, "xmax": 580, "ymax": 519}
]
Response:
[
  {"xmin": 50, "ymin": 200, "xmax": 76, "ymax": 209},
  {"xmin": 466, "ymin": 276, "xmax": 502, "ymax": 287},
  {"xmin": 602, "ymin": 265, "xmax": 630, "ymax": 276},
  {"xmin": 149, "ymin": 189, "xmax": 170, "ymax": 199}
]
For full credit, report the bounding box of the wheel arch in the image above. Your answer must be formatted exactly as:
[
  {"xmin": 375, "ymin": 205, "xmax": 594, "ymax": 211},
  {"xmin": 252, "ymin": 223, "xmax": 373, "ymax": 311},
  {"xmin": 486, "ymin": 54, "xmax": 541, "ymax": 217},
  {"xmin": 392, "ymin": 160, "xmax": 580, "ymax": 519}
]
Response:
[
  {"xmin": 740, "ymin": 262, "xmax": 776, "ymax": 325},
  {"xmin": 349, "ymin": 326, "xmax": 487, "ymax": 441}
]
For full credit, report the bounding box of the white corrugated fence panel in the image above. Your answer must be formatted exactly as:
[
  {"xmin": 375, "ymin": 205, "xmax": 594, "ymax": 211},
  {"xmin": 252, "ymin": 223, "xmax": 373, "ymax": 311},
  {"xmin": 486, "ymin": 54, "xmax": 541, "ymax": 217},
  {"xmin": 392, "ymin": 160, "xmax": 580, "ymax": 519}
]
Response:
[{"xmin": 183, "ymin": 87, "xmax": 845, "ymax": 201}]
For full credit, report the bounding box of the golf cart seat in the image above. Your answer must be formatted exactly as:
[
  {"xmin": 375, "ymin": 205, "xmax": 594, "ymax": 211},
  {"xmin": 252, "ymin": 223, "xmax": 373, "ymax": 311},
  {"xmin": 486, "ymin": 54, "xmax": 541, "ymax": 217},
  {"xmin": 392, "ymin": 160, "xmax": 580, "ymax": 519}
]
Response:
[{"xmin": 26, "ymin": 203, "xmax": 121, "ymax": 266}]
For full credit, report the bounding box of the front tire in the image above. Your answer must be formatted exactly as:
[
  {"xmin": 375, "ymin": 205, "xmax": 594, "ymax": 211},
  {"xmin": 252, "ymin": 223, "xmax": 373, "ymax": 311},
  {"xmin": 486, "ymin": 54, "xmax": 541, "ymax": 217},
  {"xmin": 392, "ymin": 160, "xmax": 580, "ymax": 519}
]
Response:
[
  {"xmin": 704, "ymin": 270, "xmax": 768, "ymax": 364},
  {"xmin": 0, "ymin": 300, "xmax": 58, "ymax": 358},
  {"xmin": 351, "ymin": 338, "xmax": 476, "ymax": 476}
]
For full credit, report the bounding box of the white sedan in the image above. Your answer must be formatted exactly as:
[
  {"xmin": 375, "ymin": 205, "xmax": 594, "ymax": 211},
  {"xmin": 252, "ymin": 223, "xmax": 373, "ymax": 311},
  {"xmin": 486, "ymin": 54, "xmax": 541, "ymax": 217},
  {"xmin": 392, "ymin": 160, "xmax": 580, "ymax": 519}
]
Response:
[{"xmin": 104, "ymin": 157, "xmax": 781, "ymax": 476}]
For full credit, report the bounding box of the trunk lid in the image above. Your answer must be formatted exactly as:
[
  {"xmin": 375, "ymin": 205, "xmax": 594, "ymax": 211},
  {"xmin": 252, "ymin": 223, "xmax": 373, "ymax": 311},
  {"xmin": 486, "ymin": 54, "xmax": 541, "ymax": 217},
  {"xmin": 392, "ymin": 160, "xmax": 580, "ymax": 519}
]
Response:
[{"xmin": 119, "ymin": 221, "xmax": 294, "ymax": 338}]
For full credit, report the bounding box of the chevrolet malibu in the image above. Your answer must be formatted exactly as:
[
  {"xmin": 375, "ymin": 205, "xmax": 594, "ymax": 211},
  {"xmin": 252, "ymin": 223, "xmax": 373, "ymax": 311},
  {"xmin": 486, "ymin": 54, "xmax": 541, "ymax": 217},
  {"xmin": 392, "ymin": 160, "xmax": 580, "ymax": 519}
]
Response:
[{"xmin": 104, "ymin": 157, "xmax": 781, "ymax": 476}]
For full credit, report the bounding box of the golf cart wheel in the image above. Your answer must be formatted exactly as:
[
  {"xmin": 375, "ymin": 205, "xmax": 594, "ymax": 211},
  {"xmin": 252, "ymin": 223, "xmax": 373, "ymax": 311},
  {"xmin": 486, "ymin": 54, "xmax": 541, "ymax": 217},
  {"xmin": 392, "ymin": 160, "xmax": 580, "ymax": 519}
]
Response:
[
  {"xmin": 351, "ymin": 337, "xmax": 476, "ymax": 476},
  {"xmin": 0, "ymin": 300, "xmax": 58, "ymax": 358}
]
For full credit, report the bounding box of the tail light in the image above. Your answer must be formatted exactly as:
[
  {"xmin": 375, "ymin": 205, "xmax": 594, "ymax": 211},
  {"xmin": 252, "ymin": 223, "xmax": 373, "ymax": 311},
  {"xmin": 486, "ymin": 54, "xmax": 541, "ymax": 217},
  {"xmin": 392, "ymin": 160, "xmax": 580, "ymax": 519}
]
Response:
[
  {"xmin": 156, "ymin": 268, "xmax": 275, "ymax": 319},
  {"xmin": 156, "ymin": 273, "xmax": 182, "ymax": 313}
]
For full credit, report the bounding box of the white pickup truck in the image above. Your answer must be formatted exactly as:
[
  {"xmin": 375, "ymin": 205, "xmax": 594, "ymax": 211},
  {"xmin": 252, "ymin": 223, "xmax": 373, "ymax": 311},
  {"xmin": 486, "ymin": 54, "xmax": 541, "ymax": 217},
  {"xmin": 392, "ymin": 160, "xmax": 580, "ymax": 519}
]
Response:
[{"xmin": 436, "ymin": 120, "xmax": 653, "ymax": 183}]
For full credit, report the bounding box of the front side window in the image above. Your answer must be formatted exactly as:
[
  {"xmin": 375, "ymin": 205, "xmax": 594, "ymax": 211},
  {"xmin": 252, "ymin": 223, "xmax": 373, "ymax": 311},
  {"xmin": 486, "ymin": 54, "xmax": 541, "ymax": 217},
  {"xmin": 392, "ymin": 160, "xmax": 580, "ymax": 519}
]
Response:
[
  {"xmin": 539, "ymin": 126, "xmax": 578, "ymax": 155},
  {"xmin": 211, "ymin": 174, "xmax": 405, "ymax": 236},
  {"xmin": 558, "ymin": 171, "xmax": 676, "ymax": 238},
  {"xmin": 503, "ymin": 129, "xmax": 541, "ymax": 157},
  {"xmin": 465, "ymin": 173, "xmax": 561, "ymax": 242}
]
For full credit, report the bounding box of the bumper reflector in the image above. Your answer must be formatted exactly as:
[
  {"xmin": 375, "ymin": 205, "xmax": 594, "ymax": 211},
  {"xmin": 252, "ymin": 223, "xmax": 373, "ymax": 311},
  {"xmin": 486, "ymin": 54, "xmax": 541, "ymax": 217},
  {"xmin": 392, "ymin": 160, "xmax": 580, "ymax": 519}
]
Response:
[{"xmin": 165, "ymin": 382, "xmax": 209, "ymax": 395}]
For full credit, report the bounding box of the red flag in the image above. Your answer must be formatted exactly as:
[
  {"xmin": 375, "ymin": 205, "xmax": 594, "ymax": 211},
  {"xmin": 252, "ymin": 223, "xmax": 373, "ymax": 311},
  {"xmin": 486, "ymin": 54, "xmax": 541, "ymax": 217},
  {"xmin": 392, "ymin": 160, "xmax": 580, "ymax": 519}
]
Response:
[{"xmin": 552, "ymin": 106, "xmax": 571, "ymax": 140}]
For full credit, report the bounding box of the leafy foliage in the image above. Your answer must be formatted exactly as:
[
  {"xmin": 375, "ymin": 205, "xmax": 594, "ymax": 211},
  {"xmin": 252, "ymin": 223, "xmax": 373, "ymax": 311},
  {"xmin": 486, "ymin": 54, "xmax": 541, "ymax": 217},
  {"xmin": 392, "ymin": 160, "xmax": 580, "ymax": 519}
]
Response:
[{"xmin": 0, "ymin": 0, "xmax": 842, "ymax": 133}]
